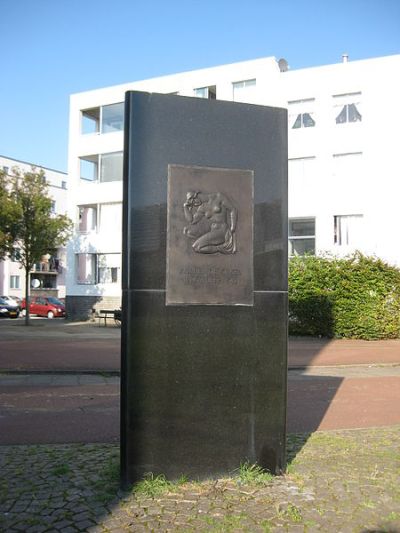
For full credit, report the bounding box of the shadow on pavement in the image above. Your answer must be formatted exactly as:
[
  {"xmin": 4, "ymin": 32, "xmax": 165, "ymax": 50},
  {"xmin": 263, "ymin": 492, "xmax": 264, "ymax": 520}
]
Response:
[
  {"xmin": 0, "ymin": 442, "xmax": 121, "ymax": 532},
  {"xmin": 286, "ymin": 334, "xmax": 342, "ymax": 467},
  {"xmin": 287, "ymin": 374, "xmax": 343, "ymax": 433},
  {"xmin": 0, "ymin": 318, "xmax": 370, "ymax": 478}
]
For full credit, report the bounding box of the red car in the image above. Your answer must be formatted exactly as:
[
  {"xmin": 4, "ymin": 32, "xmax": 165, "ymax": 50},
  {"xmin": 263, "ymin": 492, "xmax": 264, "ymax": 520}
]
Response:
[{"xmin": 21, "ymin": 296, "xmax": 66, "ymax": 319}]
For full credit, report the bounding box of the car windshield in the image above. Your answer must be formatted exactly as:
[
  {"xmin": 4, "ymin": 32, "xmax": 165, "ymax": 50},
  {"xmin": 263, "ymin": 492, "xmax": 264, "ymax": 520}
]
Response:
[{"xmin": 47, "ymin": 297, "xmax": 63, "ymax": 306}]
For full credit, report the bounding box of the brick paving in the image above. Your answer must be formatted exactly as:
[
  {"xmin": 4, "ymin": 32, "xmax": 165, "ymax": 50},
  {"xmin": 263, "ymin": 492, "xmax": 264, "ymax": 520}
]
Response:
[{"xmin": 1, "ymin": 426, "xmax": 399, "ymax": 532}]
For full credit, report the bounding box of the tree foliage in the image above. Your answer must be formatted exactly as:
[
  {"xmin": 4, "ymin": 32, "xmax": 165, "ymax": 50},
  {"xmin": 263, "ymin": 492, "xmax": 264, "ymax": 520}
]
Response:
[
  {"xmin": 0, "ymin": 166, "xmax": 72, "ymax": 323},
  {"xmin": 289, "ymin": 253, "xmax": 400, "ymax": 340}
]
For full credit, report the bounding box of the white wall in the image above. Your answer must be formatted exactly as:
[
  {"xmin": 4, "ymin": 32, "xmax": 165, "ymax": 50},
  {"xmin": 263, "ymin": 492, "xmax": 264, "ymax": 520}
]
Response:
[
  {"xmin": 66, "ymin": 53, "xmax": 400, "ymax": 304},
  {"xmin": 283, "ymin": 54, "xmax": 400, "ymax": 267}
]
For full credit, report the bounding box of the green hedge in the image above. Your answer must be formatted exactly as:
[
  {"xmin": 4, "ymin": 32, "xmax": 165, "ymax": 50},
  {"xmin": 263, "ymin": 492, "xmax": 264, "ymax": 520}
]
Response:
[{"xmin": 288, "ymin": 253, "xmax": 400, "ymax": 339}]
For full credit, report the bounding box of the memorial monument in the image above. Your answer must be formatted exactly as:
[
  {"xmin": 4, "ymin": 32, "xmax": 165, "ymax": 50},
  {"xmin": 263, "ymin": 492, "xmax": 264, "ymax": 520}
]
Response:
[{"xmin": 121, "ymin": 91, "xmax": 288, "ymax": 486}]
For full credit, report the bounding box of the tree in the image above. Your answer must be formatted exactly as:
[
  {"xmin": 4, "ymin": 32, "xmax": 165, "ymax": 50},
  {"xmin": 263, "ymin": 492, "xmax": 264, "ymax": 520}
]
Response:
[{"xmin": 0, "ymin": 166, "xmax": 72, "ymax": 325}]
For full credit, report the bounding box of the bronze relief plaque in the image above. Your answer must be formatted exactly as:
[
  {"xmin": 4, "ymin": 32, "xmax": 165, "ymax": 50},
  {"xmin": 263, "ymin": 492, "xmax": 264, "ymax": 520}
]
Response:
[{"xmin": 166, "ymin": 165, "xmax": 254, "ymax": 305}]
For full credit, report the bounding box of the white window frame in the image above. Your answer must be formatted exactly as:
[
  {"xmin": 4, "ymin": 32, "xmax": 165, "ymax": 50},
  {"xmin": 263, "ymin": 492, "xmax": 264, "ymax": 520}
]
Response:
[
  {"xmin": 334, "ymin": 214, "xmax": 363, "ymax": 246},
  {"xmin": 333, "ymin": 92, "xmax": 362, "ymax": 124},
  {"xmin": 81, "ymin": 102, "xmax": 124, "ymax": 135},
  {"xmin": 289, "ymin": 217, "xmax": 316, "ymax": 256},
  {"xmin": 288, "ymin": 98, "xmax": 316, "ymax": 129},
  {"xmin": 96, "ymin": 253, "xmax": 121, "ymax": 285},
  {"xmin": 77, "ymin": 204, "xmax": 98, "ymax": 233},
  {"xmin": 232, "ymin": 79, "xmax": 256, "ymax": 102},
  {"xmin": 10, "ymin": 275, "xmax": 20, "ymax": 289},
  {"xmin": 75, "ymin": 253, "xmax": 97, "ymax": 285},
  {"xmin": 193, "ymin": 85, "xmax": 216, "ymax": 99},
  {"xmin": 79, "ymin": 152, "xmax": 123, "ymax": 183}
]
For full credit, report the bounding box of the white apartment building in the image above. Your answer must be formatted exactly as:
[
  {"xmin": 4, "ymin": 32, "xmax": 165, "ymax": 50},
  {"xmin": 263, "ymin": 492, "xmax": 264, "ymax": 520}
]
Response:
[
  {"xmin": 0, "ymin": 155, "xmax": 68, "ymax": 300},
  {"xmin": 66, "ymin": 54, "xmax": 400, "ymax": 319}
]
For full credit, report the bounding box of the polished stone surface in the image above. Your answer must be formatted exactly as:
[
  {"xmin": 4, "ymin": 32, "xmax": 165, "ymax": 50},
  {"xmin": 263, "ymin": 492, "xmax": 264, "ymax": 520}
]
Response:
[
  {"xmin": 122, "ymin": 92, "xmax": 287, "ymax": 293},
  {"xmin": 122, "ymin": 291, "xmax": 287, "ymax": 482},
  {"xmin": 121, "ymin": 91, "xmax": 288, "ymax": 485}
]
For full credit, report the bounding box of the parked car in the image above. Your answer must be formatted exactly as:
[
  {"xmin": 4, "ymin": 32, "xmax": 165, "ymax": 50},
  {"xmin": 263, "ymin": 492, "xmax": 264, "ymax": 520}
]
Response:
[
  {"xmin": 0, "ymin": 297, "xmax": 20, "ymax": 318},
  {"xmin": 21, "ymin": 296, "xmax": 66, "ymax": 319},
  {"xmin": 1, "ymin": 296, "xmax": 22, "ymax": 310}
]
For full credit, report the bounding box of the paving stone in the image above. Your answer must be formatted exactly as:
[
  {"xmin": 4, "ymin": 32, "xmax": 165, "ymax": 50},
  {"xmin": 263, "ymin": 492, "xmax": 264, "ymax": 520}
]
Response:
[
  {"xmin": 72, "ymin": 511, "xmax": 91, "ymax": 522},
  {"xmin": 1, "ymin": 429, "xmax": 400, "ymax": 531},
  {"xmin": 75, "ymin": 519, "xmax": 96, "ymax": 531},
  {"xmin": 25, "ymin": 526, "xmax": 48, "ymax": 533}
]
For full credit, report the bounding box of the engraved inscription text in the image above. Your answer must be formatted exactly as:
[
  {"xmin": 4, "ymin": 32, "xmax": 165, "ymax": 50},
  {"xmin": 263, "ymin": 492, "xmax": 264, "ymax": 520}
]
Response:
[{"xmin": 179, "ymin": 265, "xmax": 242, "ymax": 288}]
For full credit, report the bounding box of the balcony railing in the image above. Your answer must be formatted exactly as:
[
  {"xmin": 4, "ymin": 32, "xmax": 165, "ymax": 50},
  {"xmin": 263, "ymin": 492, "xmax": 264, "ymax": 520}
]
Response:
[{"xmin": 31, "ymin": 260, "xmax": 62, "ymax": 274}]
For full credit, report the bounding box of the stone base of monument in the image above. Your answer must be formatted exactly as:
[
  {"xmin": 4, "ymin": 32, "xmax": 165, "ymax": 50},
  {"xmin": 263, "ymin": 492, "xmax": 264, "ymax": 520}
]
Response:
[{"xmin": 121, "ymin": 91, "xmax": 288, "ymax": 486}]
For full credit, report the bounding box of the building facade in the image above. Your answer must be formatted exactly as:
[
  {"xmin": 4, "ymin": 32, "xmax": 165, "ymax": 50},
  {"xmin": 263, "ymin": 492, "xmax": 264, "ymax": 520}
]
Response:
[
  {"xmin": 0, "ymin": 155, "xmax": 68, "ymax": 301},
  {"xmin": 66, "ymin": 54, "xmax": 400, "ymax": 319}
]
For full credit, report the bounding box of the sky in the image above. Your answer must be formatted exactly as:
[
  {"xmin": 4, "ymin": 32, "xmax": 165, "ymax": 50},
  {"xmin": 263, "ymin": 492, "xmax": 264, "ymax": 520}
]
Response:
[{"xmin": 0, "ymin": 0, "xmax": 399, "ymax": 173}]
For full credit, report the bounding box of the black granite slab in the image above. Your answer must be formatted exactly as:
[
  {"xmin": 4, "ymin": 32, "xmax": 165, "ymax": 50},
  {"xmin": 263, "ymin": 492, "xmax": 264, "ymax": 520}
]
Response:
[{"xmin": 121, "ymin": 91, "xmax": 288, "ymax": 486}]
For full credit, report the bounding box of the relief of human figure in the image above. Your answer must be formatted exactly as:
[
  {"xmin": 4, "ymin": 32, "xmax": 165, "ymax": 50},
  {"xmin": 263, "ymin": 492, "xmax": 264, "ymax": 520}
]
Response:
[{"xmin": 183, "ymin": 191, "xmax": 238, "ymax": 254}]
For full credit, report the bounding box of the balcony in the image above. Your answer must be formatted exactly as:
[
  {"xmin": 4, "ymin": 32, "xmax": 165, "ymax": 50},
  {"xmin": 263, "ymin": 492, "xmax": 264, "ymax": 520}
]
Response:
[{"xmin": 31, "ymin": 257, "xmax": 62, "ymax": 275}]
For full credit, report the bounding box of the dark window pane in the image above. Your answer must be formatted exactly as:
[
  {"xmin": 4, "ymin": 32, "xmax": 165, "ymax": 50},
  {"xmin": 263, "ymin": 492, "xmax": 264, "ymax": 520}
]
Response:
[
  {"xmin": 289, "ymin": 219, "xmax": 315, "ymax": 237},
  {"xmin": 289, "ymin": 238, "xmax": 315, "ymax": 256},
  {"xmin": 336, "ymin": 105, "xmax": 348, "ymax": 124},
  {"xmin": 111, "ymin": 267, "xmax": 118, "ymax": 283},
  {"xmin": 292, "ymin": 114, "xmax": 302, "ymax": 129},
  {"xmin": 302, "ymin": 113, "xmax": 315, "ymax": 127},
  {"xmin": 348, "ymin": 103, "xmax": 362, "ymax": 122}
]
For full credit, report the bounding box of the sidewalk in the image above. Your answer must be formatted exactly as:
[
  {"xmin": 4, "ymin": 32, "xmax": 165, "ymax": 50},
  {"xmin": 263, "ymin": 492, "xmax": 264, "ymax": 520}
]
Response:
[
  {"xmin": 1, "ymin": 426, "xmax": 399, "ymax": 532},
  {"xmin": 1, "ymin": 320, "xmax": 400, "ymax": 531},
  {"xmin": 1, "ymin": 319, "xmax": 400, "ymax": 372},
  {"xmin": 289, "ymin": 336, "xmax": 400, "ymax": 368}
]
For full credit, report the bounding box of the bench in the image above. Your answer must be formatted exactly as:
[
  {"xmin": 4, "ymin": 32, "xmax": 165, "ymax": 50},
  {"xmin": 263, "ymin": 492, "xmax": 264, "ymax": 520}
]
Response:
[{"xmin": 98, "ymin": 309, "xmax": 118, "ymax": 327}]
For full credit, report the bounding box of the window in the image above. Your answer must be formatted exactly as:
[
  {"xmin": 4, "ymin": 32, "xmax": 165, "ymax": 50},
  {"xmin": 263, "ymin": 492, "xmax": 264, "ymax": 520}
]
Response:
[
  {"xmin": 288, "ymin": 157, "xmax": 316, "ymax": 181},
  {"xmin": 100, "ymin": 152, "xmax": 123, "ymax": 182},
  {"xmin": 194, "ymin": 85, "xmax": 216, "ymax": 99},
  {"xmin": 232, "ymin": 79, "xmax": 256, "ymax": 103},
  {"xmin": 332, "ymin": 153, "xmax": 363, "ymax": 196},
  {"xmin": 50, "ymin": 201, "xmax": 56, "ymax": 213},
  {"xmin": 334, "ymin": 215, "xmax": 363, "ymax": 246},
  {"xmin": 79, "ymin": 152, "xmax": 123, "ymax": 182},
  {"xmin": 78, "ymin": 205, "xmax": 97, "ymax": 232},
  {"xmin": 10, "ymin": 248, "xmax": 21, "ymax": 262},
  {"xmin": 76, "ymin": 254, "xmax": 96, "ymax": 284},
  {"xmin": 99, "ymin": 203, "xmax": 122, "ymax": 234},
  {"xmin": 101, "ymin": 103, "xmax": 124, "ymax": 133},
  {"xmin": 293, "ymin": 113, "xmax": 315, "ymax": 128},
  {"xmin": 76, "ymin": 253, "xmax": 121, "ymax": 284},
  {"xmin": 333, "ymin": 93, "xmax": 362, "ymax": 124},
  {"xmin": 81, "ymin": 103, "xmax": 124, "ymax": 134},
  {"xmin": 80, "ymin": 155, "xmax": 98, "ymax": 181},
  {"xmin": 97, "ymin": 253, "xmax": 121, "ymax": 284},
  {"xmin": 81, "ymin": 107, "xmax": 100, "ymax": 134},
  {"xmin": 288, "ymin": 99, "xmax": 316, "ymax": 129},
  {"xmin": 10, "ymin": 275, "xmax": 20, "ymax": 289},
  {"xmin": 289, "ymin": 218, "xmax": 315, "ymax": 256},
  {"xmin": 2, "ymin": 166, "xmax": 9, "ymax": 174},
  {"xmin": 61, "ymin": 180, "xmax": 67, "ymax": 189}
]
